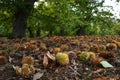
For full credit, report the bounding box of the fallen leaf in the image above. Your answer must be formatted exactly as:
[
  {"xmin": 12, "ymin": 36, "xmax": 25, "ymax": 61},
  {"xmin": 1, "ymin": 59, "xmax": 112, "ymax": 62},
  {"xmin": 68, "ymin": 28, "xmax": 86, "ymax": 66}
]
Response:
[
  {"xmin": 40, "ymin": 43, "xmax": 47, "ymax": 50},
  {"xmin": 53, "ymin": 48, "xmax": 61, "ymax": 53},
  {"xmin": 100, "ymin": 61, "xmax": 113, "ymax": 68},
  {"xmin": 54, "ymin": 68, "xmax": 59, "ymax": 73},
  {"xmin": 93, "ymin": 68, "xmax": 105, "ymax": 74},
  {"xmin": 60, "ymin": 44, "xmax": 69, "ymax": 51},
  {"xmin": 12, "ymin": 65, "xmax": 16, "ymax": 70},
  {"xmin": 29, "ymin": 40, "xmax": 36, "ymax": 44},
  {"xmin": 33, "ymin": 72, "xmax": 44, "ymax": 80},
  {"xmin": 46, "ymin": 51, "xmax": 55, "ymax": 61},
  {"xmin": 43, "ymin": 55, "xmax": 48, "ymax": 67},
  {"xmin": 91, "ymin": 57, "xmax": 104, "ymax": 65},
  {"xmin": 8, "ymin": 56, "xmax": 13, "ymax": 63},
  {"xmin": 0, "ymin": 56, "xmax": 7, "ymax": 64}
]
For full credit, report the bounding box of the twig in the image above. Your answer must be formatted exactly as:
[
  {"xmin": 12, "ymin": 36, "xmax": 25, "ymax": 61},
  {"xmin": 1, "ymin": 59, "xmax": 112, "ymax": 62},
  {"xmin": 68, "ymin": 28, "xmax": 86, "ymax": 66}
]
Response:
[
  {"xmin": 83, "ymin": 72, "xmax": 92, "ymax": 80},
  {"xmin": 69, "ymin": 66, "xmax": 81, "ymax": 77}
]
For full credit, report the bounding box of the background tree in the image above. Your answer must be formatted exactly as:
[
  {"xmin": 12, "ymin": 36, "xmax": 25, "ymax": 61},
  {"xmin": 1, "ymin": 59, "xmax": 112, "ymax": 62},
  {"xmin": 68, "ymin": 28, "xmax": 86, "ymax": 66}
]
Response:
[
  {"xmin": 0, "ymin": 0, "xmax": 119, "ymax": 37},
  {"xmin": 0, "ymin": 0, "xmax": 37, "ymax": 38}
]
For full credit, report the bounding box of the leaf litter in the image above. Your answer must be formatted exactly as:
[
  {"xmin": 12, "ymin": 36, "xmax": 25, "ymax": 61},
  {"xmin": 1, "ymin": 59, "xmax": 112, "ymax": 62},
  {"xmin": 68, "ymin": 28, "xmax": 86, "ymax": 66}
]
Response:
[{"xmin": 0, "ymin": 36, "xmax": 120, "ymax": 80}]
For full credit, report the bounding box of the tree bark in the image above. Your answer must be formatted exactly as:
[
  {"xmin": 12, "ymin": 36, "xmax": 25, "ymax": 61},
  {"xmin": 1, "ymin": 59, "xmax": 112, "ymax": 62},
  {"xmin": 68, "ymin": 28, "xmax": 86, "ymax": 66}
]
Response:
[
  {"xmin": 48, "ymin": 30, "xmax": 53, "ymax": 36},
  {"xmin": 28, "ymin": 27, "xmax": 34, "ymax": 37},
  {"xmin": 12, "ymin": 10, "xmax": 28, "ymax": 38},
  {"xmin": 60, "ymin": 28, "xmax": 64, "ymax": 36},
  {"xmin": 76, "ymin": 26, "xmax": 86, "ymax": 36},
  {"xmin": 10, "ymin": 0, "xmax": 37, "ymax": 38},
  {"xmin": 36, "ymin": 27, "xmax": 41, "ymax": 37}
]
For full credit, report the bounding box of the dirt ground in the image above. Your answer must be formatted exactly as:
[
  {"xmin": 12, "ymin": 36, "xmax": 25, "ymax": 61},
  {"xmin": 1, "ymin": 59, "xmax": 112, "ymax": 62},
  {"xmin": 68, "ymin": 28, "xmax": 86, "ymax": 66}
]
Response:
[{"xmin": 0, "ymin": 36, "xmax": 120, "ymax": 80}]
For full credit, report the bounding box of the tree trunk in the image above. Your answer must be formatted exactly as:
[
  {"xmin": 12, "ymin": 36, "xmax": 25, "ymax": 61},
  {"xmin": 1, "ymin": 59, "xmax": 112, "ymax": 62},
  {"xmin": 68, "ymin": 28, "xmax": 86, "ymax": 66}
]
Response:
[
  {"xmin": 47, "ymin": 29, "xmax": 53, "ymax": 37},
  {"xmin": 12, "ymin": 10, "xmax": 28, "ymax": 38},
  {"xmin": 76, "ymin": 26, "xmax": 86, "ymax": 36},
  {"xmin": 60, "ymin": 28, "xmax": 64, "ymax": 36},
  {"xmin": 49, "ymin": 30, "xmax": 53, "ymax": 36},
  {"xmin": 28, "ymin": 27, "xmax": 34, "ymax": 37},
  {"xmin": 36, "ymin": 27, "xmax": 41, "ymax": 37},
  {"xmin": 10, "ymin": 0, "xmax": 37, "ymax": 38}
]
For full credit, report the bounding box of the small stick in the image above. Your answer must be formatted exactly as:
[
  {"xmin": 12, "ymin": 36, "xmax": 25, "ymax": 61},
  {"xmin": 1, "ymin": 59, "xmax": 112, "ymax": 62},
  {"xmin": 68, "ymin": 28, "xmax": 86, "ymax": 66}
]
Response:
[{"xmin": 69, "ymin": 66, "xmax": 81, "ymax": 77}]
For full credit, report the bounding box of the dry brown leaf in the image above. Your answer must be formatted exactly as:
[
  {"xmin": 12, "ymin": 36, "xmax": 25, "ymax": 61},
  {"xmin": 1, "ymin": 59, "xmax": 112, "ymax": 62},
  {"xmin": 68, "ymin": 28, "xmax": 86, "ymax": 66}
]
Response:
[
  {"xmin": 1, "ymin": 44, "xmax": 7, "ymax": 49},
  {"xmin": 53, "ymin": 48, "xmax": 61, "ymax": 53},
  {"xmin": 13, "ymin": 43, "xmax": 21, "ymax": 50},
  {"xmin": 116, "ymin": 42, "xmax": 120, "ymax": 47},
  {"xmin": 43, "ymin": 55, "xmax": 48, "ymax": 67},
  {"xmin": 40, "ymin": 43, "xmax": 47, "ymax": 50},
  {"xmin": 108, "ymin": 77, "xmax": 118, "ymax": 80},
  {"xmin": 93, "ymin": 68, "xmax": 105, "ymax": 74},
  {"xmin": 90, "ymin": 57, "xmax": 104, "ymax": 65},
  {"xmin": 70, "ymin": 40, "xmax": 79, "ymax": 45},
  {"xmin": 30, "ymin": 44, "xmax": 38, "ymax": 50},
  {"xmin": 46, "ymin": 51, "xmax": 55, "ymax": 61},
  {"xmin": 29, "ymin": 40, "xmax": 36, "ymax": 44},
  {"xmin": 0, "ymin": 56, "xmax": 7, "ymax": 64},
  {"xmin": 0, "ymin": 51, "xmax": 7, "ymax": 56},
  {"xmin": 73, "ymin": 50, "xmax": 81, "ymax": 55},
  {"xmin": 60, "ymin": 44, "xmax": 69, "ymax": 51},
  {"xmin": 21, "ymin": 43, "xmax": 31, "ymax": 50},
  {"xmin": 93, "ymin": 77, "xmax": 107, "ymax": 80}
]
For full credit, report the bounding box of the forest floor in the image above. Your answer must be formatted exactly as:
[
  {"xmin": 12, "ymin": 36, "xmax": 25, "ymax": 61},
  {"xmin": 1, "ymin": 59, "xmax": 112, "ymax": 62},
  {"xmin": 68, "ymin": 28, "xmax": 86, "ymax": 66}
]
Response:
[{"xmin": 0, "ymin": 36, "xmax": 120, "ymax": 80}]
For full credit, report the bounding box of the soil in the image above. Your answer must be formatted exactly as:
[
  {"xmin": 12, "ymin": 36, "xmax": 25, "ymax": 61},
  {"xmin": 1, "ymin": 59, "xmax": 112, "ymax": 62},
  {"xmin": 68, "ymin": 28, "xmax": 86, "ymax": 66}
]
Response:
[{"xmin": 0, "ymin": 36, "xmax": 120, "ymax": 80}]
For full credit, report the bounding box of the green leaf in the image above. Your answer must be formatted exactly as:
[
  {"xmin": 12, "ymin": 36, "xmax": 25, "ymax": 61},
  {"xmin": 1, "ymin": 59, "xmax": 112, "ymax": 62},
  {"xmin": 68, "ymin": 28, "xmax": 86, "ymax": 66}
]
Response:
[{"xmin": 100, "ymin": 61, "xmax": 113, "ymax": 68}]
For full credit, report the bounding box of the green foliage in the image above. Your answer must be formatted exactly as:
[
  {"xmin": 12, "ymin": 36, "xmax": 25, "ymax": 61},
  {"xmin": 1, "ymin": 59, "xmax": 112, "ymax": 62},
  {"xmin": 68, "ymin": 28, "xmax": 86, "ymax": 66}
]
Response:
[
  {"xmin": 0, "ymin": 0, "xmax": 120, "ymax": 37},
  {"xmin": 0, "ymin": 10, "xmax": 13, "ymax": 36},
  {"xmin": 113, "ymin": 22, "xmax": 120, "ymax": 35}
]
